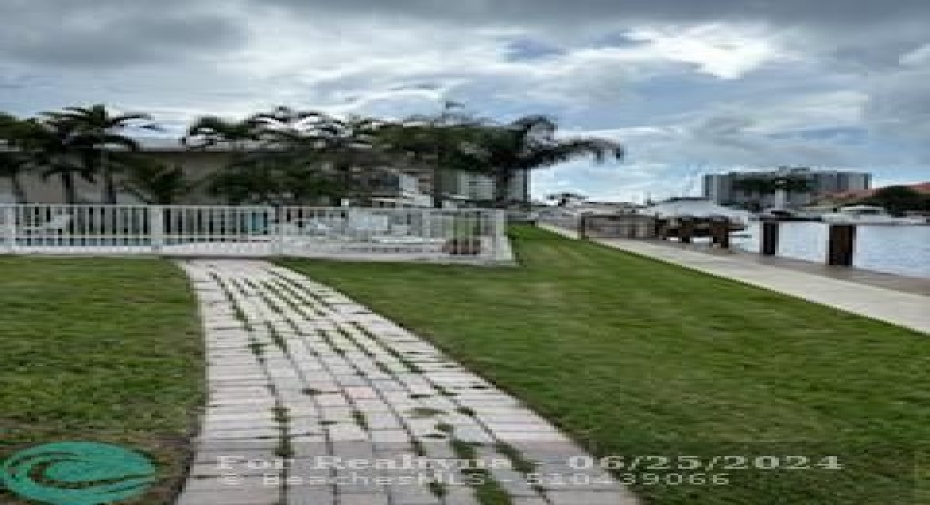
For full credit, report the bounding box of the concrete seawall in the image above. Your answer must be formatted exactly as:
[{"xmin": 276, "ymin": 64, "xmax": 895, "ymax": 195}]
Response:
[{"xmin": 537, "ymin": 223, "xmax": 930, "ymax": 335}]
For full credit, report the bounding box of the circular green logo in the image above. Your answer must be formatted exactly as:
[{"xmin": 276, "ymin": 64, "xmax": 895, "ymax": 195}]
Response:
[{"xmin": 1, "ymin": 442, "xmax": 156, "ymax": 505}]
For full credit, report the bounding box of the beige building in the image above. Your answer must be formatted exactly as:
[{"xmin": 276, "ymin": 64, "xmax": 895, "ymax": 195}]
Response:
[
  {"xmin": 1, "ymin": 138, "xmax": 530, "ymax": 207},
  {"xmin": 1, "ymin": 141, "xmax": 234, "ymax": 204}
]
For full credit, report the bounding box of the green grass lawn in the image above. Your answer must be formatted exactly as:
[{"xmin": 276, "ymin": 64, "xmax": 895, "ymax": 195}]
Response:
[
  {"xmin": 281, "ymin": 225, "xmax": 930, "ymax": 505},
  {"xmin": 0, "ymin": 258, "xmax": 204, "ymax": 505}
]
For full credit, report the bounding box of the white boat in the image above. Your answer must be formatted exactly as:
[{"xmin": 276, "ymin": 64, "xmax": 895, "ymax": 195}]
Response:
[
  {"xmin": 639, "ymin": 198, "xmax": 752, "ymax": 224},
  {"xmin": 820, "ymin": 205, "xmax": 928, "ymax": 225},
  {"xmin": 751, "ymin": 208, "xmax": 823, "ymax": 222}
]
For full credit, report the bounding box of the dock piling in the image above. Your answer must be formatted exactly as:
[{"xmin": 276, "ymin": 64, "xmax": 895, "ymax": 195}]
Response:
[
  {"xmin": 761, "ymin": 221, "xmax": 779, "ymax": 256},
  {"xmin": 679, "ymin": 218, "xmax": 694, "ymax": 244},
  {"xmin": 710, "ymin": 219, "xmax": 730, "ymax": 249},
  {"xmin": 827, "ymin": 224, "xmax": 856, "ymax": 267}
]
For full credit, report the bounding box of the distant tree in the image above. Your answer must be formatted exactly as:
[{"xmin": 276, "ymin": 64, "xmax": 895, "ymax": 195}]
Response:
[
  {"xmin": 733, "ymin": 176, "xmax": 776, "ymax": 211},
  {"xmin": 862, "ymin": 186, "xmax": 930, "ymax": 216}
]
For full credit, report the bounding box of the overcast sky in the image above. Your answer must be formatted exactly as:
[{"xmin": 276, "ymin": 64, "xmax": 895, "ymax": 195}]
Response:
[{"xmin": 2, "ymin": 0, "xmax": 928, "ymax": 202}]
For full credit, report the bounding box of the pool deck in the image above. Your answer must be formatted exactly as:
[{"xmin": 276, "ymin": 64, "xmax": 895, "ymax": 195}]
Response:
[
  {"xmin": 539, "ymin": 223, "xmax": 930, "ymax": 335},
  {"xmin": 0, "ymin": 236, "xmax": 514, "ymax": 265}
]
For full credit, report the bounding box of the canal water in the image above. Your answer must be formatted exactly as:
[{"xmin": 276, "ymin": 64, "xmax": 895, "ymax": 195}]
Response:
[{"xmin": 733, "ymin": 223, "xmax": 930, "ymax": 279}]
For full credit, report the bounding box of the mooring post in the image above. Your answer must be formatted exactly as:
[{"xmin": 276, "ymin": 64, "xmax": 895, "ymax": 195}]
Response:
[
  {"xmin": 719, "ymin": 220, "xmax": 730, "ymax": 249},
  {"xmin": 679, "ymin": 218, "xmax": 694, "ymax": 244},
  {"xmin": 827, "ymin": 224, "xmax": 856, "ymax": 267},
  {"xmin": 710, "ymin": 219, "xmax": 730, "ymax": 249},
  {"xmin": 761, "ymin": 221, "xmax": 779, "ymax": 256}
]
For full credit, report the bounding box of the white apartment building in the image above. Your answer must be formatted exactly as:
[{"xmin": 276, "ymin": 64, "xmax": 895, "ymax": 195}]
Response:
[{"xmin": 702, "ymin": 167, "xmax": 872, "ymax": 209}]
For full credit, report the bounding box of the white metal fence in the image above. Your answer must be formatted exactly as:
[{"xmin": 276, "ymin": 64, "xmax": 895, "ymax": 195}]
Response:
[{"xmin": 0, "ymin": 205, "xmax": 509, "ymax": 262}]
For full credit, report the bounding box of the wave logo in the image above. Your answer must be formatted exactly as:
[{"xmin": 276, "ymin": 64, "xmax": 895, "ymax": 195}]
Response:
[{"xmin": 1, "ymin": 442, "xmax": 156, "ymax": 505}]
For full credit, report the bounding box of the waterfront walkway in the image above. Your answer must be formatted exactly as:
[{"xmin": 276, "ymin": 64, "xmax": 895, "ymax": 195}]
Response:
[
  {"xmin": 538, "ymin": 223, "xmax": 930, "ymax": 335},
  {"xmin": 177, "ymin": 259, "xmax": 637, "ymax": 505}
]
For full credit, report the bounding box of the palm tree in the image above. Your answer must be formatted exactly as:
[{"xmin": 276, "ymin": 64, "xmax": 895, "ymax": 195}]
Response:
[
  {"xmin": 183, "ymin": 115, "xmax": 266, "ymax": 204},
  {"xmin": 0, "ymin": 113, "xmax": 33, "ymax": 203},
  {"xmin": 247, "ymin": 106, "xmax": 326, "ymax": 143},
  {"xmin": 182, "ymin": 115, "xmax": 262, "ymax": 150},
  {"xmin": 14, "ymin": 118, "xmax": 92, "ymax": 205},
  {"xmin": 248, "ymin": 108, "xmax": 391, "ymax": 205},
  {"xmin": 120, "ymin": 156, "xmax": 199, "ymax": 205},
  {"xmin": 304, "ymin": 115, "xmax": 390, "ymax": 204},
  {"xmin": 460, "ymin": 116, "xmax": 624, "ymax": 208},
  {"xmin": 42, "ymin": 104, "xmax": 158, "ymax": 204},
  {"xmin": 383, "ymin": 101, "xmax": 489, "ymax": 208},
  {"xmin": 0, "ymin": 152, "xmax": 29, "ymax": 204}
]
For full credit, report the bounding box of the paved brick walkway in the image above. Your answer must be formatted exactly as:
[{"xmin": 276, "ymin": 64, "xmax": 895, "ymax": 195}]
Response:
[{"xmin": 177, "ymin": 259, "xmax": 637, "ymax": 505}]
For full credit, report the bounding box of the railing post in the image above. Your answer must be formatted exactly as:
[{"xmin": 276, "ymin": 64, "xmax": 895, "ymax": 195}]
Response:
[
  {"xmin": 578, "ymin": 213, "xmax": 588, "ymax": 240},
  {"xmin": 2, "ymin": 206, "xmax": 15, "ymax": 253},
  {"xmin": 626, "ymin": 217, "xmax": 638, "ymax": 239},
  {"xmin": 761, "ymin": 221, "xmax": 779, "ymax": 256},
  {"xmin": 272, "ymin": 206, "xmax": 285, "ymax": 256},
  {"xmin": 150, "ymin": 206, "xmax": 164, "ymax": 254},
  {"xmin": 491, "ymin": 209, "xmax": 505, "ymax": 259},
  {"xmin": 422, "ymin": 208, "xmax": 431, "ymax": 239},
  {"xmin": 827, "ymin": 224, "xmax": 856, "ymax": 267}
]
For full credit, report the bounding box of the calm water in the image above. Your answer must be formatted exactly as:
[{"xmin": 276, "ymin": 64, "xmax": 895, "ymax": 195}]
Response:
[{"xmin": 733, "ymin": 223, "xmax": 930, "ymax": 279}]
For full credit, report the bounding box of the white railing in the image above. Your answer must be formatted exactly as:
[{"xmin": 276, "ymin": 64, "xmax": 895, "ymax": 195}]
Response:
[
  {"xmin": 537, "ymin": 209, "xmax": 582, "ymax": 232},
  {"xmin": 0, "ymin": 205, "xmax": 509, "ymax": 262}
]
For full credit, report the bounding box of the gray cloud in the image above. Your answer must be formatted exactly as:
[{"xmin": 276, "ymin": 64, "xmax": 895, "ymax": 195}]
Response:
[
  {"xmin": 863, "ymin": 68, "xmax": 930, "ymax": 162},
  {"xmin": 255, "ymin": 0, "xmax": 930, "ymax": 27},
  {"xmin": 0, "ymin": 0, "xmax": 247, "ymax": 68},
  {"xmin": 1, "ymin": 0, "xmax": 927, "ymax": 201}
]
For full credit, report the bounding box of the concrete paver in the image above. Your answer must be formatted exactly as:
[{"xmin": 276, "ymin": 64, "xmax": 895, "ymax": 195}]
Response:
[{"xmin": 176, "ymin": 259, "xmax": 638, "ymax": 504}]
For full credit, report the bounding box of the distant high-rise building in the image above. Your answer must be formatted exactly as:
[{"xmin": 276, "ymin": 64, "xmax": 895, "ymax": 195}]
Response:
[
  {"xmin": 437, "ymin": 170, "xmax": 530, "ymax": 204},
  {"xmin": 702, "ymin": 167, "xmax": 872, "ymax": 208}
]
